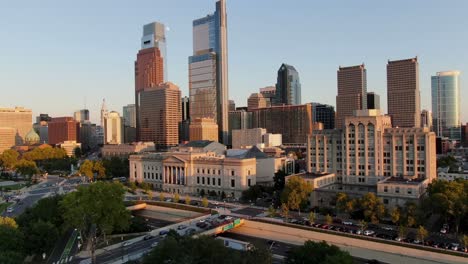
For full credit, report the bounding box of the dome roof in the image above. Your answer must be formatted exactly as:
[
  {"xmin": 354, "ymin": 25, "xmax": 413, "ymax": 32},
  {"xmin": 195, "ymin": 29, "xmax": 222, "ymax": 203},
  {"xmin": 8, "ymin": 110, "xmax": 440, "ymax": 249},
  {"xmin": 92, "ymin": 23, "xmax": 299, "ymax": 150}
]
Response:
[{"xmin": 25, "ymin": 129, "xmax": 40, "ymax": 145}]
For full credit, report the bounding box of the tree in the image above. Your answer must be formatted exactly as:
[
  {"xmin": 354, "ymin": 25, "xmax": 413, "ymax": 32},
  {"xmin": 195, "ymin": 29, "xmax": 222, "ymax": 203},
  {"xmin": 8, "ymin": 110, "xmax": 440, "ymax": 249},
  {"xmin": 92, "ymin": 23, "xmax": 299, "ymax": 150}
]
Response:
[
  {"xmin": 159, "ymin": 192, "xmax": 165, "ymax": 201},
  {"xmin": 185, "ymin": 195, "xmax": 191, "ymax": 205},
  {"xmin": 93, "ymin": 161, "xmax": 106, "ymax": 179},
  {"xmin": 417, "ymin": 225, "xmax": 428, "ymax": 243},
  {"xmin": 391, "ymin": 207, "xmax": 400, "ymax": 225},
  {"xmin": 406, "ymin": 216, "xmax": 416, "ymax": 228},
  {"xmin": 141, "ymin": 182, "xmax": 151, "ymax": 194},
  {"xmin": 79, "ymin": 160, "xmax": 94, "ymax": 180},
  {"xmin": 0, "ymin": 217, "xmax": 18, "ymax": 229},
  {"xmin": 287, "ymin": 190, "xmax": 302, "ymax": 215},
  {"xmin": 281, "ymin": 203, "xmax": 289, "ymax": 219},
  {"xmin": 128, "ymin": 182, "xmax": 137, "ymax": 193},
  {"xmin": 267, "ymin": 205, "xmax": 276, "ymax": 217},
  {"xmin": 60, "ymin": 182, "xmax": 131, "ymax": 241},
  {"xmin": 308, "ymin": 212, "xmax": 316, "ymax": 224},
  {"xmin": 0, "ymin": 149, "xmax": 19, "ymax": 170},
  {"xmin": 74, "ymin": 147, "xmax": 82, "ymax": 158},
  {"xmin": 202, "ymin": 197, "xmax": 209, "ymax": 208},
  {"xmin": 335, "ymin": 192, "xmax": 348, "ymax": 215},
  {"xmin": 325, "ymin": 214, "xmax": 333, "ymax": 225},
  {"xmin": 14, "ymin": 159, "xmax": 38, "ymax": 179},
  {"xmin": 285, "ymin": 240, "xmax": 353, "ymax": 264},
  {"xmin": 359, "ymin": 220, "xmax": 368, "ymax": 231},
  {"xmin": 147, "ymin": 190, "xmax": 153, "ymax": 200},
  {"xmin": 199, "ymin": 189, "xmax": 206, "ymax": 197},
  {"xmin": 273, "ymin": 169, "xmax": 287, "ymax": 190},
  {"xmin": 24, "ymin": 220, "xmax": 59, "ymax": 255},
  {"xmin": 398, "ymin": 225, "xmax": 407, "ymax": 239},
  {"xmin": 0, "ymin": 225, "xmax": 25, "ymax": 264},
  {"xmin": 461, "ymin": 235, "xmax": 468, "ymax": 251},
  {"xmin": 174, "ymin": 193, "xmax": 180, "ymax": 203},
  {"xmin": 281, "ymin": 175, "xmax": 313, "ymax": 213},
  {"xmin": 357, "ymin": 192, "xmax": 386, "ymax": 224}
]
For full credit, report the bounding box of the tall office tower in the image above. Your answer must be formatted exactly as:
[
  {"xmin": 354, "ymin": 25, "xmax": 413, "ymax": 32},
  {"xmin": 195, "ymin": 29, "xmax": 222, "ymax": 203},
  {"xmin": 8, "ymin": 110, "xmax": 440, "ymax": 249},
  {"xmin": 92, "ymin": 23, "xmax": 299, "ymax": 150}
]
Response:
[
  {"xmin": 312, "ymin": 103, "xmax": 335, "ymax": 129},
  {"xmin": 275, "ymin": 63, "xmax": 301, "ymax": 106},
  {"xmin": 431, "ymin": 71, "xmax": 461, "ymax": 140},
  {"xmin": 138, "ymin": 82, "xmax": 181, "ymax": 148},
  {"xmin": 228, "ymin": 110, "xmax": 253, "ymax": 146},
  {"xmin": 179, "ymin": 96, "xmax": 191, "ymax": 143},
  {"xmin": 104, "ymin": 111, "xmax": 123, "ymax": 145},
  {"xmin": 247, "ymin": 93, "xmax": 267, "ymax": 111},
  {"xmin": 100, "ymin": 99, "xmax": 108, "ymax": 128},
  {"xmin": 123, "ymin": 104, "xmax": 136, "ymax": 128},
  {"xmin": 335, "ymin": 64, "xmax": 367, "ymax": 129},
  {"xmin": 367, "ymin": 92, "xmax": 380, "ymax": 110},
  {"xmin": 260, "ymin": 86, "xmax": 276, "ymax": 107},
  {"xmin": 0, "ymin": 107, "xmax": 32, "ymax": 145},
  {"xmin": 74, "ymin": 109, "xmax": 90, "ymax": 122},
  {"xmin": 387, "ymin": 57, "xmax": 420, "ymax": 128},
  {"xmin": 181, "ymin": 96, "xmax": 190, "ymax": 121},
  {"xmin": 48, "ymin": 117, "xmax": 80, "ymax": 145},
  {"xmin": 228, "ymin": 100, "xmax": 236, "ymax": 112},
  {"xmin": 135, "ymin": 21, "xmax": 167, "ymax": 141},
  {"xmin": 189, "ymin": 118, "xmax": 219, "ymax": 142},
  {"xmin": 421, "ymin": 110, "xmax": 433, "ymax": 131},
  {"xmin": 80, "ymin": 121, "xmax": 97, "ymax": 151},
  {"xmin": 189, "ymin": 0, "xmax": 229, "ymax": 144}
]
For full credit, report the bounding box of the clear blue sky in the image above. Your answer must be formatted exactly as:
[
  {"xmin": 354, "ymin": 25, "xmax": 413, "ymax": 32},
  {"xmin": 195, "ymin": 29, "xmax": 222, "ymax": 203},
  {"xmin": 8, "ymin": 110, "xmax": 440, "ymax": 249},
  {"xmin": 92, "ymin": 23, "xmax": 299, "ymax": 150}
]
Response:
[{"xmin": 1, "ymin": 0, "xmax": 467, "ymax": 124}]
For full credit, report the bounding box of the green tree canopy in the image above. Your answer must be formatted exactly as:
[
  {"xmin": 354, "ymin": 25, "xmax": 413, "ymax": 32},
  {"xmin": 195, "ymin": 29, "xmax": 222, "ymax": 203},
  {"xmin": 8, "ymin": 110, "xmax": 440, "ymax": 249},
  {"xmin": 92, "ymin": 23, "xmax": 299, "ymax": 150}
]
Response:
[
  {"xmin": 14, "ymin": 159, "xmax": 38, "ymax": 177},
  {"xmin": 60, "ymin": 181, "xmax": 131, "ymax": 239},
  {"xmin": 0, "ymin": 149, "xmax": 19, "ymax": 170},
  {"xmin": 0, "ymin": 225, "xmax": 25, "ymax": 264},
  {"xmin": 281, "ymin": 175, "xmax": 313, "ymax": 211},
  {"xmin": 286, "ymin": 240, "xmax": 353, "ymax": 264},
  {"xmin": 355, "ymin": 192, "xmax": 386, "ymax": 224}
]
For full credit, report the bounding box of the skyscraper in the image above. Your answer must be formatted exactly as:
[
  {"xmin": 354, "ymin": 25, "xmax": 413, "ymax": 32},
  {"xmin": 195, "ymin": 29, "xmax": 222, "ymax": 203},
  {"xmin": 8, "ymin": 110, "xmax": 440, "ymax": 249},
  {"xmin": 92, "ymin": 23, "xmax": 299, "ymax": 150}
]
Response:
[
  {"xmin": 48, "ymin": 117, "xmax": 80, "ymax": 145},
  {"xmin": 189, "ymin": 0, "xmax": 229, "ymax": 144},
  {"xmin": 275, "ymin": 63, "xmax": 301, "ymax": 106},
  {"xmin": 335, "ymin": 64, "xmax": 367, "ymax": 129},
  {"xmin": 74, "ymin": 109, "xmax": 90, "ymax": 122},
  {"xmin": 0, "ymin": 107, "xmax": 32, "ymax": 145},
  {"xmin": 431, "ymin": 71, "xmax": 461, "ymax": 140},
  {"xmin": 312, "ymin": 103, "xmax": 335, "ymax": 129},
  {"xmin": 135, "ymin": 21, "xmax": 167, "ymax": 141},
  {"xmin": 104, "ymin": 111, "xmax": 123, "ymax": 145},
  {"xmin": 247, "ymin": 93, "xmax": 267, "ymax": 111},
  {"xmin": 259, "ymin": 86, "xmax": 276, "ymax": 107},
  {"xmin": 387, "ymin": 57, "xmax": 420, "ymax": 128},
  {"xmin": 100, "ymin": 99, "xmax": 108, "ymax": 128},
  {"xmin": 123, "ymin": 104, "xmax": 136, "ymax": 128},
  {"xmin": 138, "ymin": 82, "xmax": 181, "ymax": 148},
  {"xmin": 367, "ymin": 92, "xmax": 380, "ymax": 110},
  {"xmin": 421, "ymin": 109, "xmax": 433, "ymax": 131}
]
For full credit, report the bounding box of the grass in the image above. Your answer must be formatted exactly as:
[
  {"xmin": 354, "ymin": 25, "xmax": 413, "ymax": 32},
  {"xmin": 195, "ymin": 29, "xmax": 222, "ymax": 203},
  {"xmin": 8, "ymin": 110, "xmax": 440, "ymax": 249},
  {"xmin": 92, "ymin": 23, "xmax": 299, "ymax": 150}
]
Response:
[{"xmin": 0, "ymin": 202, "xmax": 13, "ymax": 213}]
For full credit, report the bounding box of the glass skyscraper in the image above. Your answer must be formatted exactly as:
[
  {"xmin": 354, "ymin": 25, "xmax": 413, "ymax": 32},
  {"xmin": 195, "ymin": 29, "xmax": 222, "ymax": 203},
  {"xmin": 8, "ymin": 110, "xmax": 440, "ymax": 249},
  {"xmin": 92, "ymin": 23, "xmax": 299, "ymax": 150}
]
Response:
[
  {"xmin": 275, "ymin": 63, "xmax": 301, "ymax": 105},
  {"xmin": 189, "ymin": 0, "xmax": 229, "ymax": 144},
  {"xmin": 431, "ymin": 71, "xmax": 461, "ymax": 141}
]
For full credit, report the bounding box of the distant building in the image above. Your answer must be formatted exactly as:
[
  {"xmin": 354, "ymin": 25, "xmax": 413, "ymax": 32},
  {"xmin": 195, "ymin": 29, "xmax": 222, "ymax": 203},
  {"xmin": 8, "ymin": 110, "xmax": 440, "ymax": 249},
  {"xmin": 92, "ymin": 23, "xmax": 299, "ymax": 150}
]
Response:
[
  {"xmin": 0, "ymin": 107, "xmax": 32, "ymax": 145},
  {"xmin": 79, "ymin": 121, "xmax": 97, "ymax": 151},
  {"xmin": 387, "ymin": 57, "xmax": 420, "ymax": 128},
  {"xmin": 432, "ymin": 71, "xmax": 461, "ymax": 141},
  {"xmin": 189, "ymin": 118, "xmax": 219, "ymax": 142},
  {"xmin": 104, "ymin": 112, "xmax": 122, "ymax": 145},
  {"xmin": 232, "ymin": 128, "xmax": 282, "ymax": 149},
  {"xmin": 228, "ymin": 100, "xmax": 236, "ymax": 112},
  {"xmin": 0, "ymin": 127, "xmax": 15, "ymax": 154},
  {"xmin": 59, "ymin": 141, "xmax": 81, "ymax": 157},
  {"xmin": 102, "ymin": 142, "xmax": 155, "ymax": 158},
  {"xmin": 228, "ymin": 110, "xmax": 253, "ymax": 146},
  {"xmin": 259, "ymin": 86, "xmax": 276, "ymax": 107},
  {"xmin": 312, "ymin": 103, "xmax": 335, "ymax": 130},
  {"xmin": 247, "ymin": 93, "xmax": 267, "ymax": 111},
  {"xmin": 421, "ymin": 110, "xmax": 433, "ymax": 131},
  {"xmin": 100, "ymin": 99, "xmax": 108, "ymax": 128},
  {"xmin": 181, "ymin": 97, "xmax": 190, "ymax": 121},
  {"xmin": 73, "ymin": 109, "xmax": 90, "ymax": 122},
  {"xmin": 36, "ymin": 114, "xmax": 51, "ymax": 123},
  {"xmin": 462, "ymin": 123, "xmax": 468, "ymax": 147},
  {"xmin": 275, "ymin": 63, "xmax": 301, "ymax": 105},
  {"xmin": 123, "ymin": 104, "xmax": 136, "ymax": 128},
  {"xmin": 437, "ymin": 167, "xmax": 468, "ymax": 182},
  {"xmin": 336, "ymin": 64, "xmax": 367, "ymax": 129},
  {"xmin": 138, "ymin": 82, "xmax": 181, "ymax": 148},
  {"xmin": 367, "ymin": 92, "xmax": 380, "ymax": 110},
  {"xmin": 48, "ymin": 117, "xmax": 80, "ymax": 145}
]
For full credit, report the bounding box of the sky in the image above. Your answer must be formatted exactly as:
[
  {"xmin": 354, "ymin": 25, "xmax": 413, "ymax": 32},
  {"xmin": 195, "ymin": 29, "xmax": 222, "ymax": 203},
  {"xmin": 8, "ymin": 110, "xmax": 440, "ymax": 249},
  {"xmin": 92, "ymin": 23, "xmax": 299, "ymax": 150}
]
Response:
[{"xmin": 1, "ymin": 0, "xmax": 468, "ymax": 124}]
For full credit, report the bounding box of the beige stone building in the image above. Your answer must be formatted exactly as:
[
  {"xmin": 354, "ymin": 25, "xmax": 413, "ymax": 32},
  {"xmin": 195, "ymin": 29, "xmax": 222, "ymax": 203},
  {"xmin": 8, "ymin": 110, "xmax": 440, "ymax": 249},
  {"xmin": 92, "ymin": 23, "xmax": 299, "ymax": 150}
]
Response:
[
  {"xmin": 102, "ymin": 142, "xmax": 155, "ymax": 158},
  {"xmin": 189, "ymin": 118, "xmax": 219, "ymax": 142},
  {"xmin": 0, "ymin": 127, "xmax": 15, "ymax": 154},
  {"xmin": 232, "ymin": 128, "xmax": 282, "ymax": 149},
  {"xmin": 59, "ymin": 141, "xmax": 81, "ymax": 157},
  {"xmin": 0, "ymin": 107, "xmax": 32, "ymax": 145},
  {"xmin": 129, "ymin": 141, "xmax": 256, "ymax": 198},
  {"xmin": 247, "ymin": 93, "xmax": 267, "ymax": 111}
]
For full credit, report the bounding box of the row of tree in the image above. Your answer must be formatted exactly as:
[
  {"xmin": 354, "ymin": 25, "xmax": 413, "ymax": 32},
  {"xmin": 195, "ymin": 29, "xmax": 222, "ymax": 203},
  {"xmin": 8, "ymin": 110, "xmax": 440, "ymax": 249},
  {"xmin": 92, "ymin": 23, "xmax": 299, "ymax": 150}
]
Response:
[{"xmin": 78, "ymin": 157, "xmax": 129, "ymax": 180}]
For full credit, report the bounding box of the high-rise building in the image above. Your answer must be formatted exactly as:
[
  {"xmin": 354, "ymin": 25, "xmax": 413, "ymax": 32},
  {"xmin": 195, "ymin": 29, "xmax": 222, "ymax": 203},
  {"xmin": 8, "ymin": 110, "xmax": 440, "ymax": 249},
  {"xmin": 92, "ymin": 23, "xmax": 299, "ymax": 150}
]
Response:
[
  {"xmin": 100, "ymin": 99, "xmax": 108, "ymax": 128},
  {"xmin": 336, "ymin": 64, "xmax": 367, "ymax": 129},
  {"xmin": 135, "ymin": 21, "xmax": 167, "ymax": 141},
  {"xmin": 247, "ymin": 93, "xmax": 267, "ymax": 111},
  {"xmin": 36, "ymin": 114, "xmax": 51, "ymax": 123},
  {"xmin": 48, "ymin": 117, "xmax": 80, "ymax": 145},
  {"xmin": 228, "ymin": 100, "xmax": 236, "ymax": 112},
  {"xmin": 189, "ymin": 118, "xmax": 219, "ymax": 142},
  {"xmin": 189, "ymin": 0, "xmax": 229, "ymax": 144},
  {"xmin": 259, "ymin": 86, "xmax": 276, "ymax": 107},
  {"xmin": 123, "ymin": 104, "xmax": 136, "ymax": 128},
  {"xmin": 104, "ymin": 111, "xmax": 123, "ymax": 145},
  {"xmin": 181, "ymin": 96, "xmax": 190, "ymax": 122},
  {"xmin": 275, "ymin": 64, "xmax": 301, "ymax": 106},
  {"xmin": 387, "ymin": 57, "xmax": 420, "ymax": 128},
  {"xmin": 138, "ymin": 82, "xmax": 181, "ymax": 148},
  {"xmin": 73, "ymin": 109, "xmax": 90, "ymax": 122},
  {"xmin": 0, "ymin": 127, "xmax": 15, "ymax": 154},
  {"xmin": 367, "ymin": 92, "xmax": 380, "ymax": 110},
  {"xmin": 421, "ymin": 110, "xmax": 433, "ymax": 131},
  {"xmin": 228, "ymin": 110, "xmax": 253, "ymax": 146},
  {"xmin": 0, "ymin": 107, "xmax": 32, "ymax": 146},
  {"xmin": 431, "ymin": 71, "xmax": 461, "ymax": 141},
  {"xmin": 80, "ymin": 121, "xmax": 97, "ymax": 151},
  {"xmin": 312, "ymin": 103, "xmax": 335, "ymax": 130},
  {"xmin": 179, "ymin": 96, "xmax": 191, "ymax": 143}
]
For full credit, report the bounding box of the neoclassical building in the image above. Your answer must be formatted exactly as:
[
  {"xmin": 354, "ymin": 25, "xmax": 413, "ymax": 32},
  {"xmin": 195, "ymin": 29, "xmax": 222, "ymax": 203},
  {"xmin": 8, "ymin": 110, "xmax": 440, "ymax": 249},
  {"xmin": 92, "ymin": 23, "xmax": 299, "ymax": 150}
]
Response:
[{"xmin": 129, "ymin": 141, "xmax": 257, "ymax": 198}]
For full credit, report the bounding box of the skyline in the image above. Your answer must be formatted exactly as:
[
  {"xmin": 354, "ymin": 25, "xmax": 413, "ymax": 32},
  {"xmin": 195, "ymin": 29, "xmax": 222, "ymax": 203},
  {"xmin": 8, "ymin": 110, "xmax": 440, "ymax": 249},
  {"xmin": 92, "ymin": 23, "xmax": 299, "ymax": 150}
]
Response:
[{"xmin": 1, "ymin": 0, "xmax": 467, "ymax": 123}]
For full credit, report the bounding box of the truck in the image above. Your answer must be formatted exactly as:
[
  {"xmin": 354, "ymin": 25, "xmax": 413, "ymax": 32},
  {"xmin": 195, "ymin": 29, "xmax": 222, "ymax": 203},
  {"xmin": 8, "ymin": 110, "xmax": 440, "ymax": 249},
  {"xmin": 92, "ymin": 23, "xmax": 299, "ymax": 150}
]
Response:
[{"xmin": 216, "ymin": 237, "xmax": 253, "ymax": 251}]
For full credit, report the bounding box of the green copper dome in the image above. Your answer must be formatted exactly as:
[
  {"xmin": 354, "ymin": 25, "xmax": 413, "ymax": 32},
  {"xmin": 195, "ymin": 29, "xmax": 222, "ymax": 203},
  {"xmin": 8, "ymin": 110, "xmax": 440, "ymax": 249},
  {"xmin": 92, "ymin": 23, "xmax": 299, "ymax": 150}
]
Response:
[{"xmin": 25, "ymin": 129, "xmax": 40, "ymax": 145}]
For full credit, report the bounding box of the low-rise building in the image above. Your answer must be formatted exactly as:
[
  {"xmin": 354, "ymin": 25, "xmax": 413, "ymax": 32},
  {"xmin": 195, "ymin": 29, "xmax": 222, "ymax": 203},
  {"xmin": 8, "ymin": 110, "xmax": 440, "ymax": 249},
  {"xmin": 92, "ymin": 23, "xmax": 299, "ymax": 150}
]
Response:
[
  {"xmin": 377, "ymin": 177, "xmax": 429, "ymax": 207},
  {"xmin": 59, "ymin": 140, "xmax": 81, "ymax": 157},
  {"xmin": 437, "ymin": 167, "xmax": 468, "ymax": 181},
  {"xmin": 232, "ymin": 128, "xmax": 282, "ymax": 149},
  {"xmin": 101, "ymin": 142, "xmax": 155, "ymax": 158}
]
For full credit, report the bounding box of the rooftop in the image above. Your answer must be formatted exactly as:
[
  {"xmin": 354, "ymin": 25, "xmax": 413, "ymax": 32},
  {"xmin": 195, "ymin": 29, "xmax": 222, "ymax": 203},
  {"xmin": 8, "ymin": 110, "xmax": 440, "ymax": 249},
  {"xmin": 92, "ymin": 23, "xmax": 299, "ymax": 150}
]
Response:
[
  {"xmin": 183, "ymin": 140, "xmax": 215, "ymax": 148},
  {"xmin": 381, "ymin": 177, "xmax": 426, "ymax": 185}
]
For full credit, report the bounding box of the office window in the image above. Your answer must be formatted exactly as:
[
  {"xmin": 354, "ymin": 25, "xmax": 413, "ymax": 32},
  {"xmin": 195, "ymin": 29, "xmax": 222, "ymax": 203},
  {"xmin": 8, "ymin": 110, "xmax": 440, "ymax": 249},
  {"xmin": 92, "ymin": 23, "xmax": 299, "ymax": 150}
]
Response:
[
  {"xmin": 231, "ymin": 179, "xmax": 235, "ymax": 188},
  {"xmin": 231, "ymin": 170, "xmax": 235, "ymax": 176},
  {"xmin": 197, "ymin": 177, "xmax": 200, "ymax": 184},
  {"xmin": 207, "ymin": 177, "xmax": 210, "ymax": 185},
  {"xmin": 218, "ymin": 178, "xmax": 221, "ymax": 186},
  {"xmin": 395, "ymin": 187, "xmax": 400, "ymax": 193},
  {"xmin": 202, "ymin": 177, "xmax": 205, "ymax": 185},
  {"xmin": 248, "ymin": 179, "xmax": 251, "ymax": 187}
]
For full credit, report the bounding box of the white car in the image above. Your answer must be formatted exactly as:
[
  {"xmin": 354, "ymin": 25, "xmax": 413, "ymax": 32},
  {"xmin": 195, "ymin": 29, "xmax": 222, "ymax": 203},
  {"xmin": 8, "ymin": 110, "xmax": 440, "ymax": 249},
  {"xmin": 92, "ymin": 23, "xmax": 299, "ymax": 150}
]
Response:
[
  {"xmin": 151, "ymin": 242, "xmax": 159, "ymax": 248},
  {"xmin": 363, "ymin": 230, "xmax": 375, "ymax": 236},
  {"xmin": 382, "ymin": 226, "xmax": 393, "ymax": 231},
  {"xmin": 342, "ymin": 221, "xmax": 353, "ymax": 225},
  {"xmin": 6, "ymin": 207, "xmax": 13, "ymax": 213},
  {"xmin": 225, "ymin": 216, "xmax": 233, "ymax": 220}
]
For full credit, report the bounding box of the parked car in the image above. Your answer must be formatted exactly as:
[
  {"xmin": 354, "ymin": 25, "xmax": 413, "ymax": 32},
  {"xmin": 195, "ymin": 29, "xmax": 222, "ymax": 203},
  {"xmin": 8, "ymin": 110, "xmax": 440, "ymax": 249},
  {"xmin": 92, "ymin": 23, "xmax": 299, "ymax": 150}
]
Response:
[
  {"xmin": 394, "ymin": 237, "xmax": 404, "ymax": 242},
  {"xmin": 342, "ymin": 221, "xmax": 353, "ymax": 226},
  {"xmin": 381, "ymin": 226, "xmax": 393, "ymax": 231},
  {"xmin": 450, "ymin": 243, "xmax": 459, "ymax": 251},
  {"xmin": 143, "ymin": 234, "xmax": 154, "ymax": 240},
  {"xmin": 363, "ymin": 230, "xmax": 375, "ymax": 236},
  {"xmin": 411, "ymin": 239, "xmax": 421, "ymax": 244},
  {"xmin": 185, "ymin": 228, "xmax": 196, "ymax": 236},
  {"xmin": 6, "ymin": 207, "xmax": 13, "ymax": 213},
  {"xmin": 159, "ymin": 230, "xmax": 169, "ymax": 236},
  {"xmin": 355, "ymin": 230, "xmax": 363, "ymax": 235},
  {"xmin": 151, "ymin": 241, "xmax": 158, "ymax": 248},
  {"xmin": 177, "ymin": 225, "xmax": 187, "ymax": 230}
]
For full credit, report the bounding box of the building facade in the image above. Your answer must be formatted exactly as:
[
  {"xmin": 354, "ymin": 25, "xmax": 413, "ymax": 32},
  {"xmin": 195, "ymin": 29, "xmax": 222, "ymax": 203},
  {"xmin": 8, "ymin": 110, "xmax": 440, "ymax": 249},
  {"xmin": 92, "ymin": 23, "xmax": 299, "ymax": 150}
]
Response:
[
  {"xmin": 104, "ymin": 111, "xmax": 123, "ymax": 145},
  {"xmin": 123, "ymin": 104, "xmax": 136, "ymax": 128},
  {"xmin": 232, "ymin": 128, "xmax": 282, "ymax": 149},
  {"xmin": 387, "ymin": 57, "xmax": 420, "ymax": 128},
  {"xmin": 189, "ymin": 118, "xmax": 219, "ymax": 142},
  {"xmin": 0, "ymin": 107, "xmax": 32, "ymax": 145},
  {"xmin": 48, "ymin": 117, "xmax": 80, "ymax": 145},
  {"xmin": 367, "ymin": 92, "xmax": 380, "ymax": 110},
  {"xmin": 259, "ymin": 86, "xmax": 276, "ymax": 107},
  {"xmin": 336, "ymin": 64, "xmax": 367, "ymax": 129},
  {"xmin": 73, "ymin": 109, "xmax": 90, "ymax": 122},
  {"xmin": 275, "ymin": 63, "xmax": 301, "ymax": 106},
  {"xmin": 189, "ymin": 0, "xmax": 229, "ymax": 144},
  {"xmin": 421, "ymin": 109, "xmax": 433, "ymax": 131},
  {"xmin": 0, "ymin": 127, "xmax": 15, "ymax": 154},
  {"xmin": 431, "ymin": 71, "xmax": 461, "ymax": 141},
  {"xmin": 102, "ymin": 142, "xmax": 155, "ymax": 158},
  {"xmin": 247, "ymin": 93, "xmax": 267, "ymax": 111},
  {"xmin": 138, "ymin": 82, "xmax": 181, "ymax": 148},
  {"xmin": 312, "ymin": 103, "xmax": 335, "ymax": 130}
]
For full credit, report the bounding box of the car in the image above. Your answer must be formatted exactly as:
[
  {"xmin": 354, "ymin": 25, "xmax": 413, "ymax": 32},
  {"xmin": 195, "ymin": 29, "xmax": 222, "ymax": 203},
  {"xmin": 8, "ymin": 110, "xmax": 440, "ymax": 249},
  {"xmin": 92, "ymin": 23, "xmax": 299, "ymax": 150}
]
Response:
[
  {"xmin": 159, "ymin": 230, "xmax": 169, "ymax": 236},
  {"xmin": 381, "ymin": 226, "xmax": 393, "ymax": 231},
  {"xmin": 196, "ymin": 222, "xmax": 208, "ymax": 229},
  {"xmin": 342, "ymin": 221, "xmax": 353, "ymax": 226},
  {"xmin": 151, "ymin": 242, "xmax": 158, "ymax": 248},
  {"xmin": 225, "ymin": 216, "xmax": 233, "ymax": 220},
  {"xmin": 177, "ymin": 225, "xmax": 187, "ymax": 230},
  {"xmin": 411, "ymin": 239, "xmax": 421, "ymax": 244},
  {"xmin": 313, "ymin": 223, "xmax": 322, "ymax": 228},
  {"xmin": 450, "ymin": 243, "xmax": 459, "ymax": 251},
  {"xmin": 122, "ymin": 241, "xmax": 132, "ymax": 247},
  {"xmin": 355, "ymin": 230, "xmax": 363, "ymax": 235},
  {"xmin": 199, "ymin": 219, "xmax": 206, "ymax": 223},
  {"xmin": 218, "ymin": 215, "xmax": 227, "ymax": 220},
  {"xmin": 185, "ymin": 228, "xmax": 196, "ymax": 236},
  {"xmin": 18, "ymin": 201, "xmax": 23, "ymax": 205},
  {"xmin": 143, "ymin": 235, "xmax": 154, "ymax": 240},
  {"xmin": 394, "ymin": 237, "xmax": 404, "ymax": 242},
  {"xmin": 363, "ymin": 230, "xmax": 375, "ymax": 236},
  {"xmin": 321, "ymin": 225, "xmax": 329, "ymax": 229},
  {"xmin": 213, "ymin": 202, "xmax": 220, "ymax": 205},
  {"xmin": 165, "ymin": 198, "xmax": 172, "ymax": 202},
  {"xmin": 6, "ymin": 207, "xmax": 13, "ymax": 213}
]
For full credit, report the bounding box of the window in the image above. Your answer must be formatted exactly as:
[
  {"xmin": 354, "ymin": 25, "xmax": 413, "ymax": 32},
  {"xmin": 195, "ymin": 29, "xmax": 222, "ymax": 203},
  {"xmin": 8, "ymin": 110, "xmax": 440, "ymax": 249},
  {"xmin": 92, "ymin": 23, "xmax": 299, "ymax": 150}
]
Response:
[
  {"xmin": 248, "ymin": 179, "xmax": 251, "ymax": 187},
  {"xmin": 231, "ymin": 170, "xmax": 235, "ymax": 176},
  {"xmin": 383, "ymin": 199, "xmax": 389, "ymax": 205},
  {"xmin": 395, "ymin": 187, "xmax": 400, "ymax": 193},
  {"xmin": 218, "ymin": 178, "xmax": 221, "ymax": 186},
  {"xmin": 231, "ymin": 179, "xmax": 235, "ymax": 188},
  {"xmin": 207, "ymin": 177, "xmax": 210, "ymax": 185},
  {"xmin": 407, "ymin": 188, "xmax": 412, "ymax": 195},
  {"xmin": 197, "ymin": 177, "xmax": 200, "ymax": 184},
  {"xmin": 202, "ymin": 177, "xmax": 205, "ymax": 185},
  {"xmin": 384, "ymin": 186, "xmax": 388, "ymax": 192},
  {"xmin": 218, "ymin": 170, "xmax": 221, "ymax": 175},
  {"xmin": 208, "ymin": 169, "xmax": 210, "ymax": 174}
]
